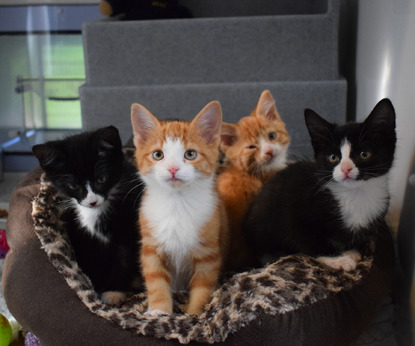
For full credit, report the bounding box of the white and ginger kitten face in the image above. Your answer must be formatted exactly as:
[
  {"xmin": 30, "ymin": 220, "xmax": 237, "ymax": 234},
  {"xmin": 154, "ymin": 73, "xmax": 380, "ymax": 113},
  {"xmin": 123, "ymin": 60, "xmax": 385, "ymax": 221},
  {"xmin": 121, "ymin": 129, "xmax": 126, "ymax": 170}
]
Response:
[
  {"xmin": 131, "ymin": 101, "xmax": 222, "ymax": 190},
  {"xmin": 220, "ymin": 90, "xmax": 290, "ymax": 177}
]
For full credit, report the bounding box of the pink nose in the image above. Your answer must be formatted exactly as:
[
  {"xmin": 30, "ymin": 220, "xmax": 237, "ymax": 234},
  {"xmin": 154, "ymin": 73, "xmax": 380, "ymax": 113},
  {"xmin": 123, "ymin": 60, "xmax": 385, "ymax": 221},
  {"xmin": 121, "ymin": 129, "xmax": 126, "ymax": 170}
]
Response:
[
  {"xmin": 341, "ymin": 163, "xmax": 353, "ymax": 177},
  {"xmin": 266, "ymin": 150, "xmax": 274, "ymax": 159},
  {"xmin": 168, "ymin": 167, "xmax": 179, "ymax": 178}
]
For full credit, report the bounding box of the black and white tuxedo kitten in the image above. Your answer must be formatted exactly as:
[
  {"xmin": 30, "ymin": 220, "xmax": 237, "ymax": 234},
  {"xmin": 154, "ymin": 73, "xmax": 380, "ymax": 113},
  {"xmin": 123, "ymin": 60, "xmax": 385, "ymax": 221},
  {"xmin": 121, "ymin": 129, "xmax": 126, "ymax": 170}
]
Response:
[
  {"xmin": 32, "ymin": 126, "xmax": 143, "ymax": 304},
  {"xmin": 243, "ymin": 99, "xmax": 396, "ymax": 271}
]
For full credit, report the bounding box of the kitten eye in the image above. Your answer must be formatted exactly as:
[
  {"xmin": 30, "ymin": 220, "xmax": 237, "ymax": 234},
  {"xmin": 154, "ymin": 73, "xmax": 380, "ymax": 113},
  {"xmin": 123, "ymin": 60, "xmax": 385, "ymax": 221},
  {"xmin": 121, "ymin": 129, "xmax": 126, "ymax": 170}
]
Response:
[
  {"xmin": 328, "ymin": 154, "xmax": 340, "ymax": 163},
  {"xmin": 97, "ymin": 175, "xmax": 107, "ymax": 184},
  {"xmin": 360, "ymin": 151, "xmax": 372, "ymax": 160},
  {"xmin": 268, "ymin": 132, "xmax": 277, "ymax": 141},
  {"xmin": 184, "ymin": 150, "xmax": 198, "ymax": 160},
  {"xmin": 247, "ymin": 145, "xmax": 257, "ymax": 150},
  {"xmin": 152, "ymin": 150, "xmax": 164, "ymax": 161},
  {"xmin": 68, "ymin": 183, "xmax": 79, "ymax": 191}
]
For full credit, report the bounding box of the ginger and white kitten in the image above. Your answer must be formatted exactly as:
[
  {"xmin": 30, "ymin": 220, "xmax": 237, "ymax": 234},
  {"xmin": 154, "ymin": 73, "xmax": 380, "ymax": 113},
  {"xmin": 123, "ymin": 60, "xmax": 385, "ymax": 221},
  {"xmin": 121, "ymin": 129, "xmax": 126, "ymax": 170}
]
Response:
[
  {"xmin": 244, "ymin": 98, "xmax": 396, "ymax": 271},
  {"xmin": 217, "ymin": 90, "xmax": 290, "ymax": 271},
  {"xmin": 131, "ymin": 101, "xmax": 228, "ymax": 315}
]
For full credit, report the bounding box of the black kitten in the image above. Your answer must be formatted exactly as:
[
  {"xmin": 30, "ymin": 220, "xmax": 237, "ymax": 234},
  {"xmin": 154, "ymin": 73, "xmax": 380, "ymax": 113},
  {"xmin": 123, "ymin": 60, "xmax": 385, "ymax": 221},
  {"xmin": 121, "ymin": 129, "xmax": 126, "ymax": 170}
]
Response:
[
  {"xmin": 33, "ymin": 126, "xmax": 143, "ymax": 304},
  {"xmin": 243, "ymin": 99, "xmax": 396, "ymax": 271}
]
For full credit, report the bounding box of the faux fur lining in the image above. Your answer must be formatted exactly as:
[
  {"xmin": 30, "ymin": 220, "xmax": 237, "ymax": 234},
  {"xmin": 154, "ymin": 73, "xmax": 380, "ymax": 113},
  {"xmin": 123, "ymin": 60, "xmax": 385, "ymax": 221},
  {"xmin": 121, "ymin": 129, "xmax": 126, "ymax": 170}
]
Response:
[{"xmin": 31, "ymin": 175, "xmax": 373, "ymax": 344}]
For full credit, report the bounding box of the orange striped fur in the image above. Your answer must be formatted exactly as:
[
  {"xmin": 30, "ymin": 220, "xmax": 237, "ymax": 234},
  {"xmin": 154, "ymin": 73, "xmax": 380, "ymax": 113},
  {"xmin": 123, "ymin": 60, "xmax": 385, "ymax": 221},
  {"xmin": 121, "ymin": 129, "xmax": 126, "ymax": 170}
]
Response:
[
  {"xmin": 217, "ymin": 90, "xmax": 290, "ymax": 271},
  {"xmin": 131, "ymin": 101, "xmax": 228, "ymax": 315}
]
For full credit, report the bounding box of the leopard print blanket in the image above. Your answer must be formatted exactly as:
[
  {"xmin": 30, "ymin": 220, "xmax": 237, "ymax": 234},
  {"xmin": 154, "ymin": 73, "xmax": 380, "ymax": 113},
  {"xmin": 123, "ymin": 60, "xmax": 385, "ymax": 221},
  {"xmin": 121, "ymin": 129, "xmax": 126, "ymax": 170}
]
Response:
[{"xmin": 31, "ymin": 176, "xmax": 373, "ymax": 344}]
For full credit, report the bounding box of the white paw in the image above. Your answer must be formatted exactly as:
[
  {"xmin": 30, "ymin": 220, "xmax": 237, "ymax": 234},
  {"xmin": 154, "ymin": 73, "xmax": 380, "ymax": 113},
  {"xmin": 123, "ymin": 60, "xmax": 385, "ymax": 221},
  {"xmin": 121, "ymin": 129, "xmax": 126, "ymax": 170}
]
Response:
[
  {"xmin": 101, "ymin": 291, "xmax": 127, "ymax": 305},
  {"xmin": 318, "ymin": 251, "xmax": 361, "ymax": 272},
  {"xmin": 344, "ymin": 249, "xmax": 362, "ymax": 262},
  {"xmin": 145, "ymin": 309, "xmax": 169, "ymax": 316}
]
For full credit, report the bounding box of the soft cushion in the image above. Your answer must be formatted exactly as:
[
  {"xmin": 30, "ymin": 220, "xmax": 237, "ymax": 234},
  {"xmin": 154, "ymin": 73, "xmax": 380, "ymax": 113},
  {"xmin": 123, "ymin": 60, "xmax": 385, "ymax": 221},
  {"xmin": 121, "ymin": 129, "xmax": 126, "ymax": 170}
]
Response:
[{"xmin": 3, "ymin": 167, "xmax": 394, "ymax": 345}]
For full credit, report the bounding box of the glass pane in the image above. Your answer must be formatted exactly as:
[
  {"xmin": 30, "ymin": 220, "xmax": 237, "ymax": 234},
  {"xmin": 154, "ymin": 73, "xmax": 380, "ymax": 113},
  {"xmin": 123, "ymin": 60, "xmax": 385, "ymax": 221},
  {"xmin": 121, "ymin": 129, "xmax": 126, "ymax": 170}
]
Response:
[{"xmin": 18, "ymin": 33, "xmax": 85, "ymax": 130}]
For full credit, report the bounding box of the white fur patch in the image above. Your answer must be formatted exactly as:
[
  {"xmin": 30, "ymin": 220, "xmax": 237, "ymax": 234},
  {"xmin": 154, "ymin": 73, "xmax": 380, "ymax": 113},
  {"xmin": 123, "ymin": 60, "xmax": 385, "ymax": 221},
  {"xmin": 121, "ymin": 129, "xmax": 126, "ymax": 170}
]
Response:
[
  {"xmin": 74, "ymin": 183, "xmax": 109, "ymax": 243},
  {"xmin": 317, "ymin": 250, "xmax": 362, "ymax": 271},
  {"xmin": 259, "ymin": 138, "xmax": 288, "ymax": 173},
  {"xmin": 328, "ymin": 174, "xmax": 389, "ymax": 231},
  {"xmin": 329, "ymin": 139, "xmax": 389, "ymax": 231},
  {"xmin": 333, "ymin": 141, "xmax": 359, "ymax": 182},
  {"xmin": 142, "ymin": 177, "xmax": 216, "ymax": 289}
]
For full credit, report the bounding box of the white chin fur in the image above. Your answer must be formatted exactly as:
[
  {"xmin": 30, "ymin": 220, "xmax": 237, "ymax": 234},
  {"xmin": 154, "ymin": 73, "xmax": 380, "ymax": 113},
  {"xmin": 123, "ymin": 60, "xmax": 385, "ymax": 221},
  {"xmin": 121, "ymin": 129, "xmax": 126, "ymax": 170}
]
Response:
[
  {"xmin": 328, "ymin": 174, "xmax": 389, "ymax": 231},
  {"xmin": 74, "ymin": 195, "xmax": 110, "ymax": 244},
  {"xmin": 263, "ymin": 143, "xmax": 289, "ymax": 173},
  {"xmin": 333, "ymin": 177, "xmax": 363, "ymax": 188}
]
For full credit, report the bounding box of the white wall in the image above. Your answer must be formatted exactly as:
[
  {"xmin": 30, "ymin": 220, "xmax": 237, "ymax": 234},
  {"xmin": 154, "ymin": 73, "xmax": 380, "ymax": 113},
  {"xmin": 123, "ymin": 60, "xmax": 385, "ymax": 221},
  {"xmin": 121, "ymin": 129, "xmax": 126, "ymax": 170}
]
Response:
[
  {"xmin": 356, "ymin": 0, "xmax": 415, "ymax": 231},
  {"xmin": 356, "ymin": 0, "xmax": 415, "ymax": 339}
]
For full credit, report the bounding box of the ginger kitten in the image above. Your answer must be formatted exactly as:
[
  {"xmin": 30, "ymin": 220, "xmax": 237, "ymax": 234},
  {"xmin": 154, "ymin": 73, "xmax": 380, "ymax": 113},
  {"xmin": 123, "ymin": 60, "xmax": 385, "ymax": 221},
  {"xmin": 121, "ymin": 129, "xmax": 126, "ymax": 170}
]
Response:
[
  {"xmin": 220, "ymin": 90, "xmax": 290, "ymax": 181},
  {"xmin": 217, "ymin": 90, "xmax": 290, "ymax": 271},
  {"xmin": 131, "ymin": 101, "xmax": 228, "ymax": 315}
]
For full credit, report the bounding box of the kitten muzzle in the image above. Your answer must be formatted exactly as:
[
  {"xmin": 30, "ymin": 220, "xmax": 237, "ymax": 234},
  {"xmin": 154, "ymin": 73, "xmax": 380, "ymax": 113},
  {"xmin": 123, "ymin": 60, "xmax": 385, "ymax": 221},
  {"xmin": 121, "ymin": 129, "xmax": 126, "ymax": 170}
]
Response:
[
  {"xmin": 341, "ymin": 162, "xmax": 353, "ymax": 178},
  {"xmin": 80, "ymin": 199, "xmax": 103, "ymax": 209},
  {"xmin": 168, "ymin": 166, "xmax": 180, "ymax": 179},
  {"xmin": 265, "ymin": 150, "xmax": 274, "ymax": 159}
]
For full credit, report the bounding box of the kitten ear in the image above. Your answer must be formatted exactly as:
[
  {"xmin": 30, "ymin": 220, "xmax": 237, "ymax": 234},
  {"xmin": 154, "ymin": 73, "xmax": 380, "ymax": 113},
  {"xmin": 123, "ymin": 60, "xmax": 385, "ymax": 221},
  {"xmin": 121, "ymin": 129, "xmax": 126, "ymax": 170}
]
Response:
[
  {"xmin": 191, "ymin": 101, "xmax": 222, "ymax": 145},
  {"xmin": 304, "ymin": 109, "xmax": 334, "ymax": 145},
  {"xmin": 364, "ymin": 98, "xmax": 396, "ymax": 132},
  {"xmin": 220, "ymin": 122, "xmax": 238, "ymax": 148},
  {"xmin": 131, "ymin": 103, "xmax": 160, "ymax": 145},
  {"xmin": 255, "ymin": 90, "xmax": 281, "ymax": 121},
  {"xmin": 96, "ymin": 126, "xmax": 122, "ymax": 156},
  {"xmin": 32, "ymin": 144, "xmax": 58, "ymax": 169}
]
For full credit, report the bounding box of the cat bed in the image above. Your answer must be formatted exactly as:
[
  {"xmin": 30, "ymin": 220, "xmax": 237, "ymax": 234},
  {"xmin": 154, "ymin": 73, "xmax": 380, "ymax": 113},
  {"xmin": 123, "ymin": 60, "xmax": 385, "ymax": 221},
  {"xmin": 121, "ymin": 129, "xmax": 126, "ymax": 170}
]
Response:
[{"xmin": 3, "ymin": 166, "xmax": 394, "ymax": 345}]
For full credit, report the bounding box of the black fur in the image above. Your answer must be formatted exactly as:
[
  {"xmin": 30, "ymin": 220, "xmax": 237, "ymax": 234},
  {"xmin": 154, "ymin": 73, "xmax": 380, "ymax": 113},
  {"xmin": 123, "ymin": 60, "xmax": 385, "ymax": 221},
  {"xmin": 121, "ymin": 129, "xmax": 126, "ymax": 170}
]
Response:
[
  {"xmin": 243, "ymin": 99, "xmax": 396, "ymax": 266},
  {"xmin": 32, "ymin": 126, "xmax": 143, "ymax": 295}
]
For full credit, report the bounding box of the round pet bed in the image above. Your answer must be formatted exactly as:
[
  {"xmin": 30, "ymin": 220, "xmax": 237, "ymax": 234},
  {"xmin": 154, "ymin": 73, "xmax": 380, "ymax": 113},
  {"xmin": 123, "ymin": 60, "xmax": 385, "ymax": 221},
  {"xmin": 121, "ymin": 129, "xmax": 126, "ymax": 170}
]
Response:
[{"xmin": 3, "ymin": 166, "xmax": 394, "ymax": 345}]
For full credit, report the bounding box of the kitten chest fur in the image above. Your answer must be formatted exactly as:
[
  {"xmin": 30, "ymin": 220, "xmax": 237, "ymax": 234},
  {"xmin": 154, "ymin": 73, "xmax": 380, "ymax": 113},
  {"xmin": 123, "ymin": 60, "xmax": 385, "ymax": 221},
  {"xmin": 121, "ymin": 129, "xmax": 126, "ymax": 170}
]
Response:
[
  {"xmin": 328, "ymin": 174, "xmax": 389, "ymax": 231},
  {"xmin": 74, "ymin": 199, "xmax": 110, "ymax": 243},
  {"xmin": 142, "ymin": 177, "xmax": 217, "ymax": 290}
]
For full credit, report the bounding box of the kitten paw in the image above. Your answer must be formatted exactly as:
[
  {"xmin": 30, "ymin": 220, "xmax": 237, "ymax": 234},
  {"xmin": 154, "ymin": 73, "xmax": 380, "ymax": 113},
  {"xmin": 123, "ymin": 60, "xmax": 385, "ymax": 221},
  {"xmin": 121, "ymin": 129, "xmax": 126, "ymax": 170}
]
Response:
[
  {"xmin": 146, "ymin": 309, "xmax": 169, "ymax": 316},
  {"xmin": 317, "ymin": 250, "xmax": 361, "ymax": 272},
  {"xmin": 185, "ymin": 304, "xmax": 204, "ymax": 316},
  {"xmin": 344, "ymin": 249, "xmax": 362, "ymax": 262},
  {"xmin": 101, "ymin": 291, "xmax": 127, "ymax": 305}
]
